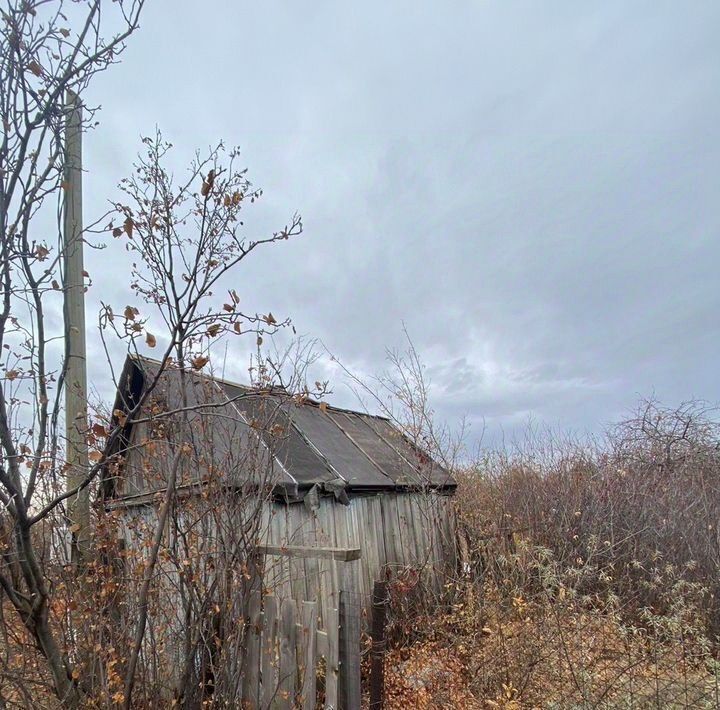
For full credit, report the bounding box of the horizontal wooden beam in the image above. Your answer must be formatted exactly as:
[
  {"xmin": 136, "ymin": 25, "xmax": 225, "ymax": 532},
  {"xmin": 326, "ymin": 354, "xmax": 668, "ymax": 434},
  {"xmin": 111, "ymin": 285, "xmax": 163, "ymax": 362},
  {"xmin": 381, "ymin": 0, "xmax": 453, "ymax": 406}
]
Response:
[{"xmin": 257, "ymin": 544, "xmax": 361, "ymax": 562}]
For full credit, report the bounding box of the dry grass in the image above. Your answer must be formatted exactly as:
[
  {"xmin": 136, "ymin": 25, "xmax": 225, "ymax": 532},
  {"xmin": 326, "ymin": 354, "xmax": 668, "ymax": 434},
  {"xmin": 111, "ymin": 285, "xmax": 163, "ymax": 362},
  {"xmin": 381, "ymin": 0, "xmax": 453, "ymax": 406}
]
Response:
[
  {"xmin": 382, "ymin": 552, "xmax": 720, "ymax": 708},
  {"xmin": 381, "ymin": 399, "xmax": 720, "ymax": 709}
]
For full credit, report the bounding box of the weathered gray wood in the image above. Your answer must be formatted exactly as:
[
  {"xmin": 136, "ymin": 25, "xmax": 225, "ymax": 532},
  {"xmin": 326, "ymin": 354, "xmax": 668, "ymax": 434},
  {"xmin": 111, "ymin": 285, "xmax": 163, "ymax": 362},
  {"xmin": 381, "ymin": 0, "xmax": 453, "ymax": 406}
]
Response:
[
  {"xmin": 278, "ymin": 598, "xmax": 297, "ymax": 708},
  {"xmin": 242, "ymin": 590, "xmax": 262, "ymax": 708},
  {"xmin": 63, "ymin": 89, "xmax": 91, "ymax": 558},
  {"xmin": 261, "ymin": 595, "xmax": 279, "ymax": 710},
  {"xmin": 339, "ymin": 590, "xmax": 362, "ymax": 710},
  {"xmin": 300, "ymin": 601, "xmax": 318, "ymax": 710},
  {"xmin": 294, "ymin": 506, "xmax": 313, "ymax": 603},
  {"xmin": 380, "ymin": 495, "xmax": 400, "ymax": 572},
  {"xmin": 325, "ymin": 604, "xmax": 339, "ymax": 710},
  {"xmin": 287, "ymin": 505, "xmax": 309, "ymax": 606},
  {"xmin": 258, "ymin": 544, "xmax": 362, "ymax": 562},
  {"xmin": 370, "ymin": 581, "xmax": 388, "ymax": 709},
  {"xmin": 260, "ymin": 491, "xmax": 454, "ymax": 636},
  {"xmin": 316, "ymin": 628, "xmax": 329, "ymax": 659}
]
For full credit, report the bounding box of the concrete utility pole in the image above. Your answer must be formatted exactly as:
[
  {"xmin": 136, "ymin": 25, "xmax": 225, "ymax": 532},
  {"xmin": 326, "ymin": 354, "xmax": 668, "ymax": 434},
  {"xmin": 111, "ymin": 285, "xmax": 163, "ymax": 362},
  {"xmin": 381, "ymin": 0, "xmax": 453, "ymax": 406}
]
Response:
[{"xmin": 63, "ymin": 89, "xmax": 90, "ymax": 561}]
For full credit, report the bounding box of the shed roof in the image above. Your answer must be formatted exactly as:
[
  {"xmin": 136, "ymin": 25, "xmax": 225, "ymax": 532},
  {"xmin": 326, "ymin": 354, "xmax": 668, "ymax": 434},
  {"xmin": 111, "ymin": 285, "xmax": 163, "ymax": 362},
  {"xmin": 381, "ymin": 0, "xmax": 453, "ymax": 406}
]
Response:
[{"xmin": 106, "ymin": 356, "xmax": 456, "ymax": 500}]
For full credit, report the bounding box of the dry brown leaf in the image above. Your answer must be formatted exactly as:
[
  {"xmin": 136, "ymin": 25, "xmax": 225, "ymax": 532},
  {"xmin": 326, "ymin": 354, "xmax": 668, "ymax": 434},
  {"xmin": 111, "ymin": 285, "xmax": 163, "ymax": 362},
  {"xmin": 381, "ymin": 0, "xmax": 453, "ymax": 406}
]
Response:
[
  {"xmin": 192, "ymin": 355, "xmax": 209, "ymax": 370},
  {"xmin": 92, "ymin": 422, "xmax": 108, "ymax": 438}
]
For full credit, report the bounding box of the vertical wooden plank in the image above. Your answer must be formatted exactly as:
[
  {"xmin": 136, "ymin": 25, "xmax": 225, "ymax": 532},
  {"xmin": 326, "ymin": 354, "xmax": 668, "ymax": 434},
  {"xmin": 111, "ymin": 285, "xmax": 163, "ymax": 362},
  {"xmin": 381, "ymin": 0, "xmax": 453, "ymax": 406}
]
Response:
[
  {"xmin": 308, "ymin": 505, "xmax": 327, "ymax": 628},
  {"xmin": 288, "ymin": 504, "xmax": 308, "ymax": 608},
  {"xmin": 362, "ymin": 497, "xmax": 375, "ymax": 586},
  {"xmin": 394, "ymin": 494, "xmax": 410, "ymax": 567},
  {"xmin": 266, "ymin": 504, "xmax": 283, "ymax": 595},
  {"xmin": 349, "ymin": 500, "xmax": 369, "ymax": 603},
  {"xmin": 261, "ymin": 595, "xmax": 279, "ymax": 710},
  {"xmin": 302, "ymin": 508, "xmax": 320, "ymax": 605},
  {"xmin": 312, "ymin": 499, "xmax": 333, "ymax": 632},
  {"xmin": 332, "ymin": 500, "xmax": 349, "ymax": 614},
  {"xmin": 380, "ymin": 494, "xmax": 399, "ymax": 574},
  {"xmin": 339, "ymin": 589, "xmax": 362, "ymax": 710},
  {"xmin": 324, "ymin": 603, "xmax": 339, "ymax": 710},
  {"xmin": 301, "ymin": 601, "xmax": 318, "ymax": 710},
  {"xmin": 300, "ymin": 507, "xmax": 315, "ymax": 601},
  {"xmin": 430, "ymin": 494, "xmax": 446, "ymax": 592},
  {"xmin": 368, "ymin": 496, "xmax": 385, "ymax": 576},
  {"xmin": 280, "ymin": 504, "xmax": 293, "ymax": 603},
  {"xmin": 374, "ymin": 496, "xmax": 387, "ymax": 584},
  {"xmin": 242, "ymin": 590, "xmax": 262, "ymax": 708},
  {"xmin": 278, "ymin": 598, "xmax": 297, "ymax": 708},
  {"xmin": 404, "ymin": 495, "xmax": 419, "ymax": 567}
]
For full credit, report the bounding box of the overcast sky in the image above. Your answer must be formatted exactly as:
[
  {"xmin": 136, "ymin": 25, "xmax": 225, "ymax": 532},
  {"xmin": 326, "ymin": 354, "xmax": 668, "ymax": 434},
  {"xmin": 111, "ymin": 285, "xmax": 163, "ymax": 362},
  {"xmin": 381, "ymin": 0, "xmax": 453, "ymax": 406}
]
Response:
[{"xmin": 80, "ymin": 1, "xmax": 720, "ymax": 448}]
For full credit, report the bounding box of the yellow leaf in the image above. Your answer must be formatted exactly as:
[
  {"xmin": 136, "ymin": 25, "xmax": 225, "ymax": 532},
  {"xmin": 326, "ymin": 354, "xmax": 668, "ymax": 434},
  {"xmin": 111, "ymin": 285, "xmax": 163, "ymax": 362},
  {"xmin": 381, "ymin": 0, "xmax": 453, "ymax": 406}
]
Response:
[
  {"xmin": 4, "ymin": 369, "xmax": 19, "ymax": 381},
  {"xmin": 145, "ymin": 332, "xmax": 157, "ymax": 348}
]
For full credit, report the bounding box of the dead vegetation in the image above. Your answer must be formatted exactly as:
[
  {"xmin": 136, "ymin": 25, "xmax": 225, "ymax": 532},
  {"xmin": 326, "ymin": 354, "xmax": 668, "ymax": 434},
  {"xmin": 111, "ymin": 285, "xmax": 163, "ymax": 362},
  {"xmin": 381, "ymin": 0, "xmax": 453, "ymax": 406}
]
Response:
[{"xmin": 381, "ymin": 399, "xmax": 720, "ymax": 708}]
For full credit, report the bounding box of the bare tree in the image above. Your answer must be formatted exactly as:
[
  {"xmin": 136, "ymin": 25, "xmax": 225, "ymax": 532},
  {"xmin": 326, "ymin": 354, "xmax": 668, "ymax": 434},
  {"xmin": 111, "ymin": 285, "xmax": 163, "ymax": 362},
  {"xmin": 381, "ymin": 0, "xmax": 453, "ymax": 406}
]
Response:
[
  {"xmin": 0, "ymin": 2, "xmax": 309, "ymax": 703},
  {"xmin": 0, "ymin": 1, "xmax": 144, "ymax": 703},
  {"xmin": 96, "ymin": 132, "xmax": 303, "ymax": 708}
]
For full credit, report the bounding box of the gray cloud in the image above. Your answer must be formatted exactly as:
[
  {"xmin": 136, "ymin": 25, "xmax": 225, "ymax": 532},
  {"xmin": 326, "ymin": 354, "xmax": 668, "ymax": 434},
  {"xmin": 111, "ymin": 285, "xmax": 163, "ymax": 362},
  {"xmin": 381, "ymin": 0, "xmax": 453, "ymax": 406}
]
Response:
[{"xmin": 79, "ymin": 0, "xmax": 720, "ymax": 446}]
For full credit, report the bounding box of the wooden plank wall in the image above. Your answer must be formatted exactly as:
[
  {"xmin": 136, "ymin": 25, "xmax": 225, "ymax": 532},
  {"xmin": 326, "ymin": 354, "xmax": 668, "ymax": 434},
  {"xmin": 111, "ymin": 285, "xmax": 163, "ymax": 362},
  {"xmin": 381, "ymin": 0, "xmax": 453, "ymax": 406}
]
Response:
[
  {"xmin": 261, "ymin": 491, "xmax": 456, "ymax": 626},
  {"xmin": 243, "ymin": 591, "xmax": 342, "ymax": 709}
]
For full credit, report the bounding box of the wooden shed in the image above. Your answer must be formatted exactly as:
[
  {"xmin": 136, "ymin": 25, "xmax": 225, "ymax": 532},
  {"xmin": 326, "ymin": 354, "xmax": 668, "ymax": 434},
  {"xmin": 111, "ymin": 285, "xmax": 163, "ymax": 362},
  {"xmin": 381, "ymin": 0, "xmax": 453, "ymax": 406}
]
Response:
[{"xmin": 103, "ymin": 355, "xmax": 457, "ymax": 625}]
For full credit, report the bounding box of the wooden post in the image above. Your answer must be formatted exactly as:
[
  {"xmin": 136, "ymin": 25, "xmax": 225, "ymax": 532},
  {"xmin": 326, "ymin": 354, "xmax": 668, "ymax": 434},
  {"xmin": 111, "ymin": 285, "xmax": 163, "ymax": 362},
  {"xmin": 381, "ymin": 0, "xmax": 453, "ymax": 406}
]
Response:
[
  {"xmin": 63, "ymin": 88, "xmax": 89, "ymax": 561},
  {"xmin": 369, "ymin": 581, "xmax": 388, "ymax": 709}
]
